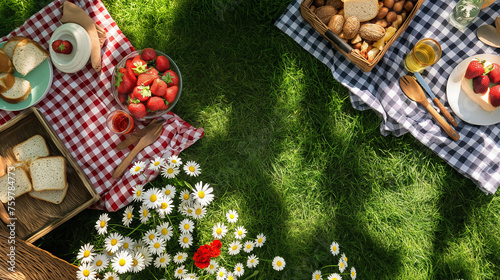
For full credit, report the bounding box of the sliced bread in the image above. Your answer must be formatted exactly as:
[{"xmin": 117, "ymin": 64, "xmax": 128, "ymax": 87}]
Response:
[
  {"xmin": 12, "ymin": 38, "xmax": 49, "ymax": 76},
  {"xmin": 29, "ymin": 156, "xmax": 66, "ymax": 191},
  {"xmin": 3, "ymin": 36, "xmax": 28, "ymax": 59},
  {"xmin": 0, "ymin": 76, "xmax": 31, "ymax": 104},
  {"xmin": 13, "ymin": 135, "xmax": 49, "ymax": 163},
  {"xmin": 0, "ymin": 167, "xmax": 33, "ymax": 203},
  {"xmin": 0, "ymin": 49, "xmax": 14, "ymax": 73},
  {"xmin": 343, "ymin": 0, "xmax": 379, "ymax": 22},
  {"xmin": 29, "ymin": 184, "xmax": 68, "ymax": 204},
  {"xmin": 0, "ymin": 73, "xmax": 15, "ymax": 94}
]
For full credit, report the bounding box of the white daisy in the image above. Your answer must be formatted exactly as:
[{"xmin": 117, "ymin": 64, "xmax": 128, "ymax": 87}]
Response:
[
  {"xmin": 192, "ymin": 181, "xmax": 214, "ymax": 206},
  {"xmin": 173, "ymin": 252, "xmax": 188, "ymax": 264},
  {"xmin": 179, "ymin": 189, "xmax": 192, "ymax": 203},
  {"xmin": 143, "ymin": 229, "xmax": 160, "ymax": 244},
  {"xmin": 111, "ymin": 250, "xmax": 133, "ymax": 274},
  {"xmin": 142, "ymin": 187, "xmax": 164, "ymax": 209},
  {"xmin": 255, "ymin": 233, "xmax": 266, "ymax": 247},
  {"xmin": 350, "ymin": 267, "xmax": 357, "ymax": 280},
  {"xmin": 247, "ymin": 254, "xmax": 259, "ymax": 268},
  {"xmin": 76, "ymin": 262, "xmax": 97, "ymax": 280},
  {"xmin": 183, "ymin": 160, "xmax": 201, "ymax": 177},
  {"xmin": 95, "ymin": 213, "xmax": 110, "ymax": 235},
  {"xmin": 157, "ymin": 222, "xmax": 174, "ymax": 241},
  {"xmin": 105, "ymin": 250, "xmax": 115, "ymax": 258},
  {"xmin": 132, "ymin": 185, "xmax": 144, "ymax": 202},
  {"xmin": 179, "ymin": 218, "xmax": 195, "ymax": 234},
  {"xmin": 148, "ymin": 237, "xmax": 166, "ymax": 255},
  {"xmin": 154, "ymin": 252, "xmax": 171, "ymax": 268},
  {"xmin": 135, "ymin": 246, "xmax": 153, "ymax": 267},
  {"xmin": 149, "ymin": 156, "xmax": 166, "ymax": 171},
  {"xmin": 122, "ymin": 205, "xmax": 134, "ymax": 227},
  {"xmin": 234, "ymin": 226, "xmax": 247, "ymax": 240},
  {"xmin": 174, "ymin": 265, "xmax": 186, "ymax": 279},
  {"xmin": 134, "ymin": 239, "xmax": 147, "ymax": 250},
  {"xmin": 161, "ymin": 163, "xmax": 180, "ymax": 179},
  {"xmin": 168, "ymin": 155, "xmax": 182, "ymax": 166},
  {"xmin": 212, "ymin": 222, "xmax": 228, "ymax": 239},
  {"xmin": 183, "ymin": 273, "xmax": 198, "ymax": 280},
  {"xmin": 226, "ymin": 210, "xmax": 238, "ymax": 223},
  {"xmin": 338, "ymin": 257, "xmax": 347, "ymax": 273},
  {"xmin": 130, "ymin": 161, "xmax": 146, "ymax": 175},
  {"xmin": 341, "ymin": 252, "xmax": 348, "ymax": 264},
  {"xmin": 162, "ymin": 184, "xmax": 176, "ymax": 199},
  {"xmin": 139, "ymin": 204, "xmax": 151, "ymax": 224},
  {"xmin": 233, "ymin": 263, "xmax": 244, "ymax": 277},
  {"xmin": 328, "ymin": 273, "xmax": 342, "ymax": 280},
  {"xmin": 228, "ymin": 241, "xmax": 242, "ymax": 255},
  {"xmin": 102, "ymin": 271, "xmax": 119, "ymax": 280},
  {"xmin": 227, "ymin": 272, "xmax": 237, "ymax": 280},
  {"xmin": 330, "ymin": 241, "xmax": 340, "ymax": 256},
  {"xmin": 92, "ymin": 253, "xmax": 109, "ymax": 272},
  {"xmin": 105, "ymin": 232, "xmax": 124, "ymax": 253},
  {"xmin": 216, "ymin": 267, "xmax": 227, "ymax": 280},
  {"xmin": 122, "ymin": 236, "xmax": 135, "ymax": 251},
  {"xmin": 77, "ymin": 243, "xmax": 95, "ymax": 263},
  {"xmin": 243, "ymin": 241, "xmax": 254, "ymax": 253},
  {"xmin": 179, "ymin": 201, "xmax": 194, "ymax": 216},
  {"xmin": 179, "ymin": 233, "xmax": 193, "ymax": 248},
  {"xmin": 191, "ymin": 203, "xmax": 207, "ymax": 220},
  {"xmin": 156, "ymin": 196, "xmax": 174, "ymax": 218},
  {"xmin": 206, "ymin": 259, "xmax": 219, "ymax": 274},
  {"xmin": 130, "ymin": 251, "xmax": 146, "ymax": 273},
  {"xmin": 312, "ymin": 270, "xmax": 322, "ymax": 280},
  {"xmin": 272, "ymin": 256, "xmax": 286, "ymax": 271}
]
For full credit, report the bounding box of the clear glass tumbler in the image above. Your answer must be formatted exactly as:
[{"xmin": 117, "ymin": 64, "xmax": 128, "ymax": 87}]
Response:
[{"xmin": 449, "ymin": 0, "xmax": 484, "ymax": 31}]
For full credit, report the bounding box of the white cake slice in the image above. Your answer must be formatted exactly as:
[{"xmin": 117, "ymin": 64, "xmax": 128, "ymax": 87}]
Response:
[{"xmin": 461, "ymin": 60, "xmax": 498, "ymax": 112}]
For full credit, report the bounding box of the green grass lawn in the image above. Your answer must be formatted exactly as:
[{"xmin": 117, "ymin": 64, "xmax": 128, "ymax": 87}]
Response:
[{"xmin": 2, "ymin": 0, "xmax": 500, "ymax": 279}]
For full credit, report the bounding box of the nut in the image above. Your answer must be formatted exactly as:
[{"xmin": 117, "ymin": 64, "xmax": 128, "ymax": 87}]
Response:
[
  {"xmin": 377, "ymin": 7, "xmax": 389, "ymax": 19},
  {"xmin": 314, "ymin": 0, "xmax": 325, "ymax": 7},
  {"xmin": 384, "ymin": 0, "xmax": 395, "ymax": 9},
  {"xmin": 325, "ymin": 0, "xmax": 343, "ymax": 9},
  {"xmin": 314, "ymin": 5, "xmax": 338, "ymax": 25},
  {"xmin": 374, "ymin": 19, "xmax": 389, "ymax": 28},
  {"xmin": 359, "ymin": 23, "xmax": 386, "ymax": 41},
  {"xmin": 386, "ymin": 11, "xmax": 397, "ymax": 22},
  {"xmin": 403, "ymin": 1, "xmax": 414, "ymax": 12},
  {"xmin": 343, "ymin": 16, "xmax": 360, "ymax": 40},
  {"xmin": 328, "ymin": 14, "xmax": 345, "ymax": 35},
  {"xmin": 393, "ymin": 0, "xmax": 405, "ymax": 13}
]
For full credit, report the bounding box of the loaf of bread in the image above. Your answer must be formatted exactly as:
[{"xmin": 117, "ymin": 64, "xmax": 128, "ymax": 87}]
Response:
[
  {"xmin": 13, "ymin": 135, "xmax": 50, "ymax": 163},
  {"xmin": 0, "ymin": 76, "xmax": 31, "ymax": 104},
  {"xmin": 343, "ymin": 0, "xmax": 379, "ymax": 22},
  {"xmin": 12, "ymin": 38, "xmax": 49, "ymax": 76},
  {"xmin": 29, "ymin": 184, "xmax": 68, "ymax": 204},
  {"xmin": 0, "ymin": 167, "xmax": 33, "ymax": 203},
  {"xmin": 29, "ymin": 156, "xmax": 67, "ymax": 191}
]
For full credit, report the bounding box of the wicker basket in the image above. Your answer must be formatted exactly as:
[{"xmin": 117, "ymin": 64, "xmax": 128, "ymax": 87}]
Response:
[{"xmin": 300, "ymin": 0, "xmax": 426, "ymax": 72}]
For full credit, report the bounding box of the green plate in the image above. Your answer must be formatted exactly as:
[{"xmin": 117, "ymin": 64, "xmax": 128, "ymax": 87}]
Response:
[{"xmin": 0, "ymin": 42, "xmax": 53, "ymax": 111}]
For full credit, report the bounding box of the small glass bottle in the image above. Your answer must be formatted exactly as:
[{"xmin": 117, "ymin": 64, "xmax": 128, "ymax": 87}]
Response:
[{"xmin": 449, "ymin": 0, "xmax": 484, "ymax": 31}]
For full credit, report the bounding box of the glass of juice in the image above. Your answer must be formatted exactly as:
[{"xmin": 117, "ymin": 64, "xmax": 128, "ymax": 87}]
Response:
[
  {"xmin": 106, "ymin": 109, "xmax": 135, "ymax": 135},
  {"xmin": 404, "ymin": 38, "xmax": 442, "ymax": 73}
]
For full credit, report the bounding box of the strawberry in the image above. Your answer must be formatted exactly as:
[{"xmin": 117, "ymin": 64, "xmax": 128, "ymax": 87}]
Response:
[
  {"xmin": 487, "ymin": 63, "xmax": 500, "ymax": 84},
  {"xmin": 51, "ymin": 40, "xmax": 72, "ymax": 54},
  {"xmin": 465, "ymin": 59, "xmax": 486, "ymax": 79},
  {"xmin": 489, "ymin": 85, "xmax": 500, "ymax": 107},
  {"xmin": 151, "ymin": 79, "xmax": 168, "ymax": 97},
  {"xmin": 137, "ymin": 73, "xmax": 157, "ymax": 86},
  {"xmin": 162, "ymin": 70, "xmax": 179, "ymax": 86},
  {"xmin": 165, "ymin": 85, "xmax": 178, "ymax": 104},
  {"xmin": 141, "ymin": 48, "xmax": 157, "ymax": 61},
  {"xmin": 115, "ymin": 68, "xmax": 135, "ymax": 94},
  {"xmin": 473, "ymin": 75, "xmax": 490, "ymax": 94},
  {"xmin": 155, "ymin": 55, "xmax": 170, "ymax": 72},
  {"xmin": 133, "ymin": 85, "xmax": 152, "ymax": 102},
  {"xmin": 145, "ymin": 67, "xmax": 159, "ymax": 77},
  {"xmin": 131, "ymin": 55, "xmax": 148, "ymax": 75},
  {"xmin": 146, "ymin": 96, "xmax": 167, "ymax": 111},
  {"xmin": 158, "ymin": 98, "xmax": 169, "ymax": 110},
  {"xmin": 118, "ymin": 92, "xmax": 127, "ymax": 103},
  {"xmin": 128, "ymin": 102, "xmax": 147, "ymax": 119},
  {"xmin": 51, "ymin": 40, "xmax": 63, "ymax": 53}
]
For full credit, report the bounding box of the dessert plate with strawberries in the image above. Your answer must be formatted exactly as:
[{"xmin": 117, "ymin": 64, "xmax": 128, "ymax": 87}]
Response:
[{"xmin": 447, "ymin": 54, "xmax": 500, "ymax": 126}]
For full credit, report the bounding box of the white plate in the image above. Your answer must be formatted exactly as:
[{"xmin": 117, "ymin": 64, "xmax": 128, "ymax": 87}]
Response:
[
  {"xmin": 446, "ymin": 54, "xmax": 500, "ymax": 126},
  {"xmin": 49, "ymin": 23, "xmax": 91, "ymax": 73}
]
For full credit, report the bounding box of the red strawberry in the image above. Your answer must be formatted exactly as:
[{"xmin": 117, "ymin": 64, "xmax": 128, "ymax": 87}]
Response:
[
  {"xmin": 126, "ymin": 67, "xmax": 137, "ymax": 83},
  {"xmin": 155, "ymin": 55, "xmax": 170, "ymax": 72},
  {"xmin": 162, "ymin": 70, "xmax": 179, "ymax": 86},
  {"xmin": 489, "ymin": 85, "xmax": 500, "ymax": 107},
  {"xmin": 146, "ymin": 96, "xmax": 167, "ymax": 111},
  {"xmin": 159, "ymin": 98, "xmax": 169, "ymax": 110},
  {"xmin": 487, "ymin": 63, "xmax": 500, "ymax": 84},
  {"xmin": 141, "ymin": 48, "xmax": 157, "ymax": 61},
  {"xmin": 118, "ymin": 93, "xmax": 127, "ymax": 103},
  {"xmin": 51, "ymin": 40, "xmax": 63, "ymax": 53},
  {"xmin": 51, "ymin": 40, "xmax": 72, "ymax": 54},
  {"xmin": 465, "ymin": 59, "xmax": 486, "ymax": 79},
  {"xmin": 151, "ymin": 79, "xmax": 168, "ymax": 97},
  {"xmin": 473, "ymin": 75, "xmax": 490, "ymax": 94},
  {"xmin": 133, "ymin": 85, "xmax": 152, "ymax": 102},
  {"xmin": 128, "ymin": 102, "xmax": 147, "ymax": 118},
  {"xmin": 137, "ymin": 73, "xmax": 157, "ymax": 86},
  {"xmin": 165, "ymin": 85, "xmax": 178, "ymax": 104},
  {"xmin": 145, "ymin": 67, "xmax": 159, "ymax": 77},
  {"xmin": 131, "ymin": 55, "xmax": 148, "ymax": 75},
  {"xmin": 115, "ymin": 68, "xmax": 135, "ymax": 94}
]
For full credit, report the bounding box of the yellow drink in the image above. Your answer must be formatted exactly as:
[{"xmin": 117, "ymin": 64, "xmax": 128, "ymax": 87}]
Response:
[{"xmin": 404, "ymin": 38, "xmax": 441, "ymax": 73}]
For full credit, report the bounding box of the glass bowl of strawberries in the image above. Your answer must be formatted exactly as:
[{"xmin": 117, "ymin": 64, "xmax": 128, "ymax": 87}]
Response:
[{"xmin": 111, "ymin": 48, "xmax": 182, "ymax": 120}]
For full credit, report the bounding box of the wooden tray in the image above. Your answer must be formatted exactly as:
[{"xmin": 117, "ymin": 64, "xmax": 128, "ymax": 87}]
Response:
[
  {"xmin": 300, "ymin": 0, "xmax": 426, "ymax": 72},
  {"xmin": 0, "ymin": 107, "xmax": 100, "ymax": 243}
]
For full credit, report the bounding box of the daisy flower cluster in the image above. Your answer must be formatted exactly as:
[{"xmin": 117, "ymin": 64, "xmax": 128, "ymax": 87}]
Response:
[
  {"xmin": 311, "ymin": 241, "xmax": 357, "ymax": 280},
  {"xmin": 76, "ymin": 156, "xmax": 285, "ymax": 280}
]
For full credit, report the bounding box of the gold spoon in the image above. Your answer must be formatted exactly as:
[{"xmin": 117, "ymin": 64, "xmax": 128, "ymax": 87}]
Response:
[
  {"xmin": 477, "ymin": 17, "xmax": 500, "ymax": 48},
  {"xmin": 399, "ymin": 75, "xmax": 460, "ymax": 141}
]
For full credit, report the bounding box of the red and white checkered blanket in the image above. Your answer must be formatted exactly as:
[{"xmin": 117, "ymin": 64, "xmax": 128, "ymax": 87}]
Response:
[{"xmin": 0, "ymin": 0, "xmax": 204, "ymax": 211}]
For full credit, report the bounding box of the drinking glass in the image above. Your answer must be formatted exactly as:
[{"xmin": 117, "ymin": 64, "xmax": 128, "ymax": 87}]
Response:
[
  {"xmin": 449, "ymin": 0, "xmax": 484, "ymax": 31},
  {"xmin": 404, "ymin": 38, "xmax": 442, "ymax": 73},
  {"xmin": 106, "ymin": 110, "xmax": 135, "ymax": 135}
]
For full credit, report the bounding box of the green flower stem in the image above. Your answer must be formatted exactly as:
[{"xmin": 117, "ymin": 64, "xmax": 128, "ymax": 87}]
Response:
[{"xmin": 319, "ymin": 264, "xmax": 339, "ymax": 270}]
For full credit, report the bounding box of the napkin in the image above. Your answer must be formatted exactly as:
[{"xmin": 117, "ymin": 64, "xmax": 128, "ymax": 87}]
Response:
[{"xmin": 60, "ymin": 1, "xmax": 106, "ymax": 72}]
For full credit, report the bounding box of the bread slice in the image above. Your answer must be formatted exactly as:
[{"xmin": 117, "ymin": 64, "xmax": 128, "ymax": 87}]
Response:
[
  {"xmin": 29, "ymin": 156, "xmax": 66, "ymax": 191},
  {"xmin": 343, "ymin": 0, "xmax": 379, "ymax": 22},
  {"xmin": 0, "ymin": 167, "xmax": 33, "ymax": 203},
  {"xmin": 3, "ymin": 36, "xmax": 27, "ymax": 59},
  {"xmin": 0, "ymin": 76, "xmax": 31, "ymax": 104},
  {"xmin": 13, "ymin": 135, "xmax": 49, "ymax": 163},
  {"xmin": 0, "ymin": 49, "xmax": 14, "ymax": 73},
  {"xmin": 0, "ymin": 73, "xmax": 15, "ymax": 94},
  {"xmin": 12, "ymin": 38, "xmax": 49, "ymax": 76},
  {"xmin": 29, "ymin": 184, "xmax": 68, "ymax": 204}
]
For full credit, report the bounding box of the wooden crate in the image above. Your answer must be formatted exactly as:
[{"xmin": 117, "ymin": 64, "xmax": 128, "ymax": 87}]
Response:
[
  {"xmin": 300, "ymin": 0, "xmax": 426, "ymax": 72},
  {"xmin": 0, "ymin": 107, "xmax": 100, "ymax": 243}
]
